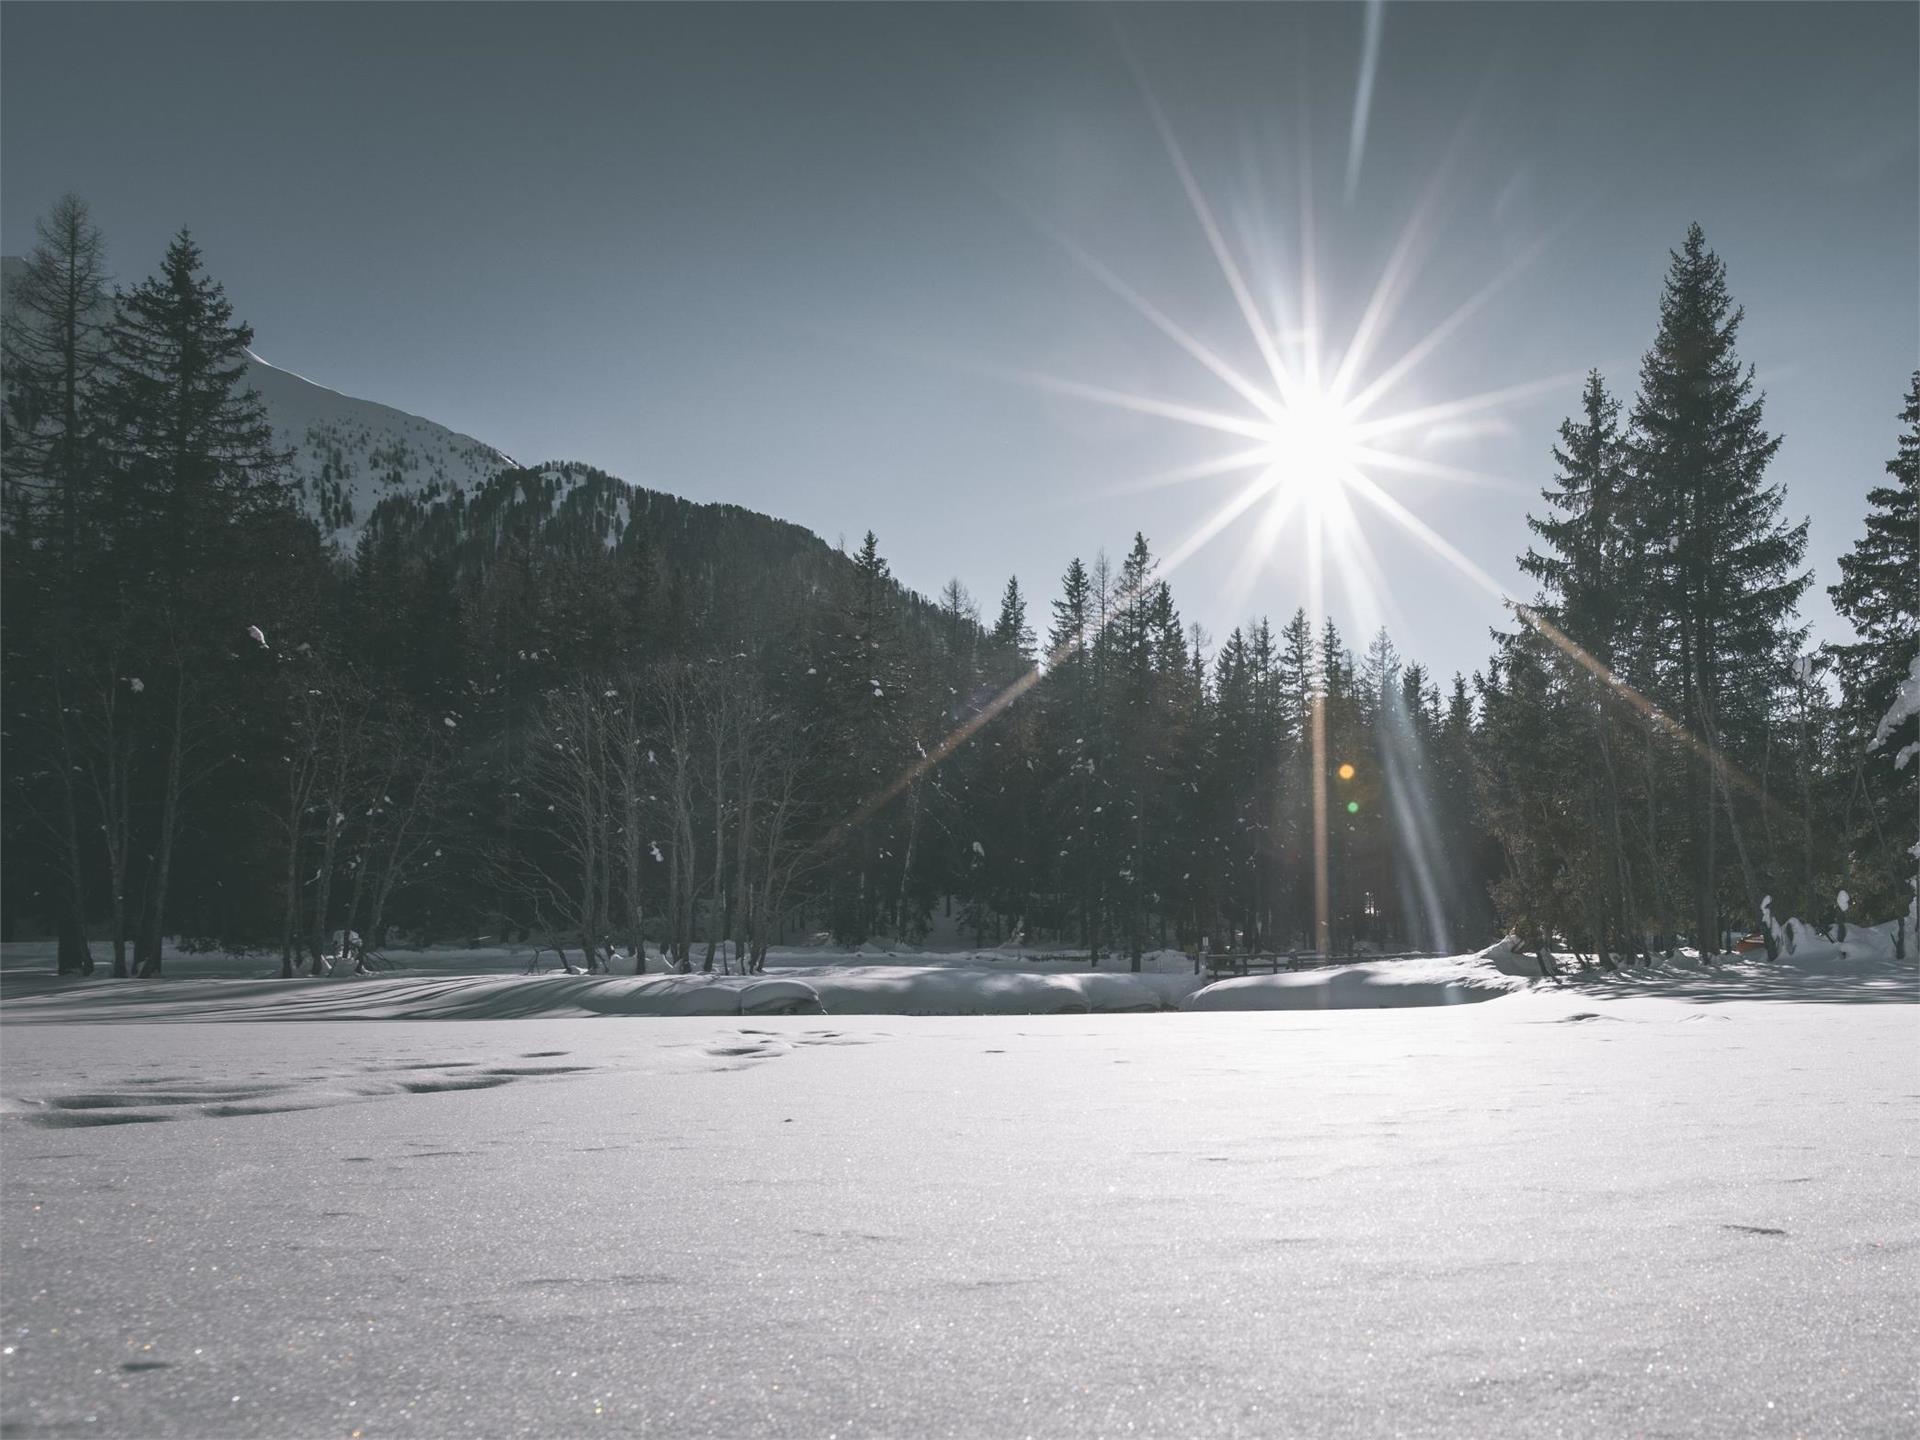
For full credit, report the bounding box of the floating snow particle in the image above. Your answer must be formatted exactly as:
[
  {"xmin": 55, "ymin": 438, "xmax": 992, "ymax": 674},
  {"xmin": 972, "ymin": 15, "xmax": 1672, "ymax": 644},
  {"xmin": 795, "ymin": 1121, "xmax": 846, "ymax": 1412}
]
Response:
[
  {"xmin": 246, "ymin": 625, "xmax": 267, "ymax": 648},
  {"xmin": 807, "ymin": 667, "xmax": 818, "ymax": 675},
  {"xmin": 972, "ymin": 840, "xmax": 985, "ymax": 857},
  {"xmin": 443, "ymin": 717, "xmax": 457, "ymax": 729},
  {"xmin": 1837, "ymin": 890, "xmax": 1850, "ymax": 913},
  {"xmin": 126, "ymin": 677, "xmax": 144, "ymax": 693},
  {"xmin": 649, "ymin": 842, "xmax": 664, "ymax": 863}
]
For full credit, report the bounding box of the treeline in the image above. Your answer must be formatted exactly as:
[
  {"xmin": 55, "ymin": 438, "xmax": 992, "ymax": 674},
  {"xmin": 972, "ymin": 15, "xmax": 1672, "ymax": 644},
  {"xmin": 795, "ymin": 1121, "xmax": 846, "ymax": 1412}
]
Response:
[
  {"xmin": 2, "ymin": 199, "xmax": 1912, "ymax": 975},
  {"xmin": 1486, "ymin": 226, "xmax": 1915, "ymax": 961}
]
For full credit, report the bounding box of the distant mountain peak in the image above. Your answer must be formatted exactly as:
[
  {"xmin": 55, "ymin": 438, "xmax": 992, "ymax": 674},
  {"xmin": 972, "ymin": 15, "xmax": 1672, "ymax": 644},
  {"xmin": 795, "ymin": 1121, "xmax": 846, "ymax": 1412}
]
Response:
[{"xmin": 240, "ymin": 349, "xmax": 514, "ymax": 540}]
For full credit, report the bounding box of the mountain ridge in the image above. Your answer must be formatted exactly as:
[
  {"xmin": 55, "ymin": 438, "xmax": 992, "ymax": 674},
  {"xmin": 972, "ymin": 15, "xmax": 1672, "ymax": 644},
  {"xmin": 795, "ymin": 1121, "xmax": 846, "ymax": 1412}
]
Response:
[{"xmin": 3, "ymin": 254, "xmax": 861, "ymax": 579}]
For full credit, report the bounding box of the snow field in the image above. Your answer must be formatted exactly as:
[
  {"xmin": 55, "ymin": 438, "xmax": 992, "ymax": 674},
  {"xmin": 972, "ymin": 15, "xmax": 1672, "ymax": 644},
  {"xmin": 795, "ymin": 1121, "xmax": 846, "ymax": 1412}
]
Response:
[{"xmin": 1, "ymin": 996, "xmax": 1915, "ymax": 1438}]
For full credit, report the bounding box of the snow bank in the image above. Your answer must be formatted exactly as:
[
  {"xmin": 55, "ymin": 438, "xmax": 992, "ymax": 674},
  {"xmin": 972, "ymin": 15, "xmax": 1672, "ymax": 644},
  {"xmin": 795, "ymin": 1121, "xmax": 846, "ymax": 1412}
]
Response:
[
  {"xmin": 1181, "ymin": 953, "xmax": 1531, "ymax": 1011},
  {"xmin": 6, "ymin": 923, "xmax": 1911, "ymax": 1025},
  {"xmin": 0, "ymin": 965, "xmax": 1197, "ymax": 1024}
]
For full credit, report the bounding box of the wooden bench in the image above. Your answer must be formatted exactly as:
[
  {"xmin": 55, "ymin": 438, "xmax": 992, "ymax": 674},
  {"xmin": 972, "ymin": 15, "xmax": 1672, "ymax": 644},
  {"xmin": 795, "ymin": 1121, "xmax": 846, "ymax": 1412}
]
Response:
[{"xmin": 1196, "ymin": 951, "xmax": 1299, "ymax": 977}]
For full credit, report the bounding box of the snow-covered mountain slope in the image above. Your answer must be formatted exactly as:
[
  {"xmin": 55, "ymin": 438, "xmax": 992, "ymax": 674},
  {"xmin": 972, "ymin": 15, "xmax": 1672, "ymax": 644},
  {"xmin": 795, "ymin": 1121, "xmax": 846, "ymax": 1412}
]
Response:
[
  {"xmin": 1, "ymin": 255, "xmax": 512, "ymax": 546},
  {"xmin": 242, "ymin": 349, "xmax": 513, "ymax": 542}
]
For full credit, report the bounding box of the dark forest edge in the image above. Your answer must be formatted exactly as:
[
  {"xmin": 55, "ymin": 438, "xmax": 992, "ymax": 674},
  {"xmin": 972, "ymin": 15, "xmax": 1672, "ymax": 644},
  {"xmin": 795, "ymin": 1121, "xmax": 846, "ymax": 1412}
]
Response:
[{"xmin": 3, "ymin": 197, "xmax": 1915, "ymax": 979}]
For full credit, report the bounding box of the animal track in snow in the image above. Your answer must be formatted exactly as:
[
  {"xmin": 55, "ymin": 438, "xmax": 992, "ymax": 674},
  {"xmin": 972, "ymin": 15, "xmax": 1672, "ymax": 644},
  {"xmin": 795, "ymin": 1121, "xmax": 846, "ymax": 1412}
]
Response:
[{"xmin": 8, "ymin": 1054, "xmax": 604, "ymax": 1129}]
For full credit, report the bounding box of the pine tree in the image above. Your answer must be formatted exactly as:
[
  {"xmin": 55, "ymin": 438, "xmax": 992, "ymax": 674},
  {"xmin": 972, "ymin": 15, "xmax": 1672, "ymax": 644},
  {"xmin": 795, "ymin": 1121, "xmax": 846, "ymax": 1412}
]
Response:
[
  {"xmin": 97, "ymin": 230, "xmax": 297, "ymax": 974},
  {"xmin": 1042, "ymin": 557, "xmax": 1102, "ymax": 952},
  {"xmin": 1628, "ymin": 223, "xmax": 1809, "ymax": 952},
  {"xmin": 1524, "ymin": 370, "xmax": 1631, "ymax": 661},
  {"xmin": 1, "ymin": 195, "xmax": 111, "ymax": 973},
  {"xmin": 990, "ymin": 575, "xmax": 1035, "ymax": 662},
  {"xmin": 1830, "ymin": 372, "xmax": 1919, "ymax": 722},
  {"xmin": 1828, "ymin": 373, "xmax": 1920, "ymax": 912},
  {"xmin": 1516, "ymin": 370, "xmax": 1645, "ymax": 959}
]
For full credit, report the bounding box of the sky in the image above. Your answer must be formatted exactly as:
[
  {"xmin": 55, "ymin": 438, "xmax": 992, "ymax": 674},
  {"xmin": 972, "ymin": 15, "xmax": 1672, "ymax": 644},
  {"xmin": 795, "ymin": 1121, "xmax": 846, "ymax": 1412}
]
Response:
[{"xmin": 4, "ymin": 2, "xmax": 1914, "ymax": 684}]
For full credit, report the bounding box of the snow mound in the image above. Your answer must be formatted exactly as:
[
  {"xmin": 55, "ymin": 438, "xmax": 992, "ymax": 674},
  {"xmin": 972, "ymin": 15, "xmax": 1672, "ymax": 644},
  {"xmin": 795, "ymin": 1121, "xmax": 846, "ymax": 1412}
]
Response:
[
  {"xmin": 1182, "ymin": 954, "xmax": 1533, "ymax": 1011},
  {"xmin": 739, "ymin": 979, "xmax": 826, "ymax": 1015}
]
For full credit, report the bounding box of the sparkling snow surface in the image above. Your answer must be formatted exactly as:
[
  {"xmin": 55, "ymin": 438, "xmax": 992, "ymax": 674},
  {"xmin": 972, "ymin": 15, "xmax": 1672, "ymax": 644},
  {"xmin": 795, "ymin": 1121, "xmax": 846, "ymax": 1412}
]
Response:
[{"xmin": 3, "ymin": 979, "xmax": 1915, "ymax": 1438}]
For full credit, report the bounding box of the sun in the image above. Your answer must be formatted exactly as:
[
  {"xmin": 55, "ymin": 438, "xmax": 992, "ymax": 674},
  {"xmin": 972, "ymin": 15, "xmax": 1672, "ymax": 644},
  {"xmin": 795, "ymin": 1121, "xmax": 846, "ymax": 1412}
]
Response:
[{"xmin": 1260, "ymin": 387, "xmax": 1363, "ymax": 502}]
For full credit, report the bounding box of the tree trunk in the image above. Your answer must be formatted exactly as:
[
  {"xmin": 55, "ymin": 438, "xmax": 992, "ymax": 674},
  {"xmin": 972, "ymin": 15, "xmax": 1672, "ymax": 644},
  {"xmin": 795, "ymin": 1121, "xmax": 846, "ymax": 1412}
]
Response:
[{"xmin": 136, "ymin": 680, "xmax": 189, "ymax": 978}]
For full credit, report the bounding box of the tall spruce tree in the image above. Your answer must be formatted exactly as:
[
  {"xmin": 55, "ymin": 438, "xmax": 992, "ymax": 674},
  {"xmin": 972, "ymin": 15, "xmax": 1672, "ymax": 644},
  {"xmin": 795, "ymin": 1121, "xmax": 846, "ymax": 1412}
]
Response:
[
  {"xmin": 98, "ymin": 230, "xmax": 295, "ymax": 974},
  {"xmin": 1628, "ymin": 223, "xmax": 1808, "ymax": 951}
]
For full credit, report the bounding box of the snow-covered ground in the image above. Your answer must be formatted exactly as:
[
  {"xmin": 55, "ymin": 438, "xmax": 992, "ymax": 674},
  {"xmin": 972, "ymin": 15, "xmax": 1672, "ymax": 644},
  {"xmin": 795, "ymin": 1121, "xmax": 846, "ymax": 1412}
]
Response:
[
  {"xmin": 2, "ymin": 939, "xmax": 1915, "ymax": 1437},
  {"xmin": 3, "ymin": 924, "xmax": 1912, "ymax": 1019}
]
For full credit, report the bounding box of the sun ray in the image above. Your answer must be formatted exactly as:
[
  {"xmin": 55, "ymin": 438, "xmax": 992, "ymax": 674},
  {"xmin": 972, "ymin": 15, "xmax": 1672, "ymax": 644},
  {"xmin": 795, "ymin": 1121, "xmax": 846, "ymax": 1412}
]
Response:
[
  {"xmin": 1029, "ymin": 219, "xmax": 1288, "ymax": 424},
  {"xmin": 1296, "ymin": 123, "xmax": 1324, "ymax": 393},
  {"xmin": 1127, "ymin": 59, "xmax": 1301, "ymax": 405},
  {"xmin": 1349, "ymin": 446, "xmax": 1532, "ymax": 496},
  {"xmin": 1319, "ymin": 475, "xmax": 1416, "ymax": 642},
  {"xmin": 1161, "ymin": 465, "xmax": 1286, "ymax": 575},
  {"xmin": 1031, "ymin": 445, "xmax": 1274, "ymax": 511},
  {"xmin": 1344, "ymin": 0, "xmax": 1386, "ymax": 204},
  {"xmin": 1018, "ymin": 372, "xmax": 1277, "ymax": 442},
  {"xmin": 1325, "ymin": 108, "xmax": 1485, "ymax": 403},
  {"xmin": 1326, "ymin": 174, "xmax": 1446, "ymax": 404},
  {"xmin": 1222, "ymin": 478, "xmax": 1311, "ymax": 618},
  {"xmin": 1342, "ymin": 225, "xmax": 1559, "ymax": 419},
  {"xmin": 1349, "ymin": 371, "xmax": 1585, "ymax": 445}
]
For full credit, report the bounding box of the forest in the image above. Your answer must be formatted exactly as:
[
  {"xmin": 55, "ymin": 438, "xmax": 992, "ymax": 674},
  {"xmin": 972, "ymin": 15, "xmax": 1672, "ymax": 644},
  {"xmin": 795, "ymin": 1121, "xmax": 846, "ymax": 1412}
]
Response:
[{"xmin": 3, "ymin": 198, "xmax": 1915, "ymax": 977}]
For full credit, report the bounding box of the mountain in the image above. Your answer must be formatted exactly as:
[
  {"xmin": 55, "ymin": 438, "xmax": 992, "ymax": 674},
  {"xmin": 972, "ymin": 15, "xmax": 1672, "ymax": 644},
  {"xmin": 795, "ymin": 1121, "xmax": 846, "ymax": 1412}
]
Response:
[
  {"xmin": 2, "ymin": 254, "xmax": 512, "ymax": 544},
  {"xmin": 241, "ymin": 350, "xmax": 512, "ymax": 541},
  {"xmin": 1, "ymin": 255, "xmax": 941, "ymax": 636}
]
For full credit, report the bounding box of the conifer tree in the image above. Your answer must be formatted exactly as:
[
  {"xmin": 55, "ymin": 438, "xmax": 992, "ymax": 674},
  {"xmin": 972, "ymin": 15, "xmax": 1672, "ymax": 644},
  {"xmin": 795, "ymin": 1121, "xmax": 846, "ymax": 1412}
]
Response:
[
  {"xmin": 1828, "ymin": 373, "xmax": 1920, "ymax": 911},
  {"xmin": 98, "ymin": 230, "xmax": 296, "ymax": 973},
  {"xmin": 1, "ymin": 195, "xmax": 111, "ymax": 972},
  {"xmin": 1628, "ymin": 223, "xmax": 1809, "ymax": 951},
  {"xmin": 990, "ymin": 575, "xmax": 1035, "ymax": 662},
  {"xmin": 1517, "ymin": 370, "xmax": 1643, "ymax": 957}
]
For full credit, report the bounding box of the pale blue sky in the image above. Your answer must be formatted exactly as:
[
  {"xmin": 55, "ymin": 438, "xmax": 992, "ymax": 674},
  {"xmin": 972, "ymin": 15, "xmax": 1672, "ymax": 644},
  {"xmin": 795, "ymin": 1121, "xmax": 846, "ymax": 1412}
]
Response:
[{"xmin": 5, "ymin": 2, "xmax": 1913, "ymax": 681}]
